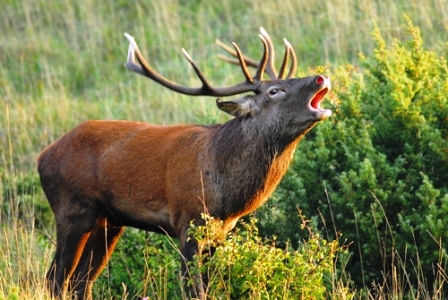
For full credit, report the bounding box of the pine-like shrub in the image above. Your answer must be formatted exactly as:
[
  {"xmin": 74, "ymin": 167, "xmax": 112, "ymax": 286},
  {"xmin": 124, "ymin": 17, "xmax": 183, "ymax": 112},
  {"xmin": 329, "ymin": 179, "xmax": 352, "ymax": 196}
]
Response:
[{"xmin": 258, "ymin": 18, "xmax": 448, "ymax": 295}]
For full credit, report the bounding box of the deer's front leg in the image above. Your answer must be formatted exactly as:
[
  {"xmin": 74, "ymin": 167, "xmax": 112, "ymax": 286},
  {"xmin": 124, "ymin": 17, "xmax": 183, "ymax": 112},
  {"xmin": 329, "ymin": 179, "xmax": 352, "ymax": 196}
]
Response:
[{"xmin": 180, "ymin": 228, "xmax": 206, "ymax": 300}]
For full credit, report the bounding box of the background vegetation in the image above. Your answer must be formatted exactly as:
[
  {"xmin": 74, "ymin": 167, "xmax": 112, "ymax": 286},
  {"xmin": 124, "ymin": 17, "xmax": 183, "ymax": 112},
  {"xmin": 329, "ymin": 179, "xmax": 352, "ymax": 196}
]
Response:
[
  {"xmin": 257, "ymin": 19, "xmax": 448, "ymax": 298},
  {"xmin": 1, "ymin": 0, "xmax": 447, "ymax": 299}
]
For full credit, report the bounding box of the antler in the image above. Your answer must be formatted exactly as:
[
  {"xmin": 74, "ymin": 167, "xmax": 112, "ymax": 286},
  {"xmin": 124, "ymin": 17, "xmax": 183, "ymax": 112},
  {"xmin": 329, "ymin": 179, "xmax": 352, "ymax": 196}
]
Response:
[
  {"xmin": 216, "ymin": 27, "xmax": 297, "ymax": 80},
  {"xmin": 124, "ymin": 33, "xmax": 270, "ymax": 97}
]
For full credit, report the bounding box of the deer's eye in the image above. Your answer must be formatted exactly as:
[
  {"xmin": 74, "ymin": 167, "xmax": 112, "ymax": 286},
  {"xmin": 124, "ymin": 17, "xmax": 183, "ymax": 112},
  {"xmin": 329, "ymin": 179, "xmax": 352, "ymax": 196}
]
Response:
[
  {"xmin": 267, "ymin": 87, "xmax": 285, "ymax": 100},
  {"xmin": 269, "ymin": 89, "xmax": 278, "ymax": 95}
]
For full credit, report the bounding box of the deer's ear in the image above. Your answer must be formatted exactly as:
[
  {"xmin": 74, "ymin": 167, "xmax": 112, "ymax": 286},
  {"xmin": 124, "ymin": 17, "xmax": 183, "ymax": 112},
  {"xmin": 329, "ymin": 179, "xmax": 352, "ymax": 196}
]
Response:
[{"xmin": 216, "ymin": 96, "xmax": 254, "ymax": 117}]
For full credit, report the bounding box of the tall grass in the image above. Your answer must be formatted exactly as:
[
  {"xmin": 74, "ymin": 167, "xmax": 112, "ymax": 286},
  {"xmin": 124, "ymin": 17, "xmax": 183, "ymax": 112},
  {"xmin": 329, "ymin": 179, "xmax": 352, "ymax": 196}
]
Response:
[
  {"xmin": 1, "ymin": 0, "xmax": 447, "ymax": 298},
  {"xmin": 1, "ymin": 0, "xmax": 447, "ymax": 169},
  {"xmin": 0, "ymin": 222, "xmax": 53, "ymax": 299}
]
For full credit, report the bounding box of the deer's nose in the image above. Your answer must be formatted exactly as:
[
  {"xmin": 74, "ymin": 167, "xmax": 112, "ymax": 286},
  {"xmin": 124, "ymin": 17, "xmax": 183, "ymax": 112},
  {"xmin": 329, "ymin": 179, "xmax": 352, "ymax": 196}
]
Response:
[
  {"xmin": 316, "ymin": 75, "xmax": 330, "ymax": 85},
  {"xmin": 315, "ymin": 75, "xmax": 331, "ymax": 89}
]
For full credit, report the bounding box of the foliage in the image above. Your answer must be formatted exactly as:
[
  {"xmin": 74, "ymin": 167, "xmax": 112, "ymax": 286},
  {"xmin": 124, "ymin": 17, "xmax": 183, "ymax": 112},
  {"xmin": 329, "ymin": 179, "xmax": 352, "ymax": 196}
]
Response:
[
  {"xmin": 94, "ymin": 229, "xmax": 182, "ymax": 300},
  {"xmin": 0, "ymin": 286, "xmax": 19, "ymax": 300},
  {"xmin": 1, "ymin": 0, "xmax": 448, "ymax": 298},
  {"xmin": 93, "ymin": 214, "xmax": 345, "ymax": 299},
  {"xmin": 192, "ymin": 214, "xmax": 344, "ymax": 299},
  {"xmin": 259, "ymin": 18, "xmax": 448, "ymax": 295}
]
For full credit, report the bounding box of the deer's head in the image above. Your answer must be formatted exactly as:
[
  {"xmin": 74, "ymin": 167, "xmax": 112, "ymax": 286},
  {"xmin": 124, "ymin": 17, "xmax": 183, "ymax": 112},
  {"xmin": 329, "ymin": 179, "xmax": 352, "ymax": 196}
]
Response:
[{"xmin": 124, "ymin": 27, "xmax": 331, "ymax": 137}]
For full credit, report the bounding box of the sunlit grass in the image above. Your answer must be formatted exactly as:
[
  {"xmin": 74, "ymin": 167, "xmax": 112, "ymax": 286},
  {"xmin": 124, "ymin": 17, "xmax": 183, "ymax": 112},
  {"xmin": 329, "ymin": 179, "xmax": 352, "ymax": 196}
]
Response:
[
  {"xmin": 0, "ymin": 222, "xmax": 53, "ymax": 299},
  {"xmin": 2, "ymin": 0, "xmax": 447, "ymax": 169}
]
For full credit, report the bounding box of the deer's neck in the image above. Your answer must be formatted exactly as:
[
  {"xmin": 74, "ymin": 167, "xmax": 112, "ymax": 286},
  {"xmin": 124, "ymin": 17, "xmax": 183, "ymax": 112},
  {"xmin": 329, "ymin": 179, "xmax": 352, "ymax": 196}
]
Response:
[{"xmin": 208, "ymin": 118, "xmax": 307, "ymax": 220}]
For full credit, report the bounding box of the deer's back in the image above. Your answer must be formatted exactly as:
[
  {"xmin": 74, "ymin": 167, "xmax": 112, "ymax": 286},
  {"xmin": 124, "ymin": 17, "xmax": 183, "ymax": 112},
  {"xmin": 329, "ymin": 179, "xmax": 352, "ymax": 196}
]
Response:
[{"xmin": 37, "ymin": 120, "xmax": 218, "ymax": 234}]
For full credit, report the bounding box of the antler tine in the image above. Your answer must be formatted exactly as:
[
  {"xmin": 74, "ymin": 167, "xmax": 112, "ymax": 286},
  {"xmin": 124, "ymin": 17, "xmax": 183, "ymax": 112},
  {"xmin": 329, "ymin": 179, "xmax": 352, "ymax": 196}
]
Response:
[
  {"xmin": 231, "ymin": 42, "xmax": 254, "ymax": 83},
  {"xmin": 277, "ymin": 39, "xmax": 290, "ymax": 79},
  {"xmin": 124, "ymin": 32, "xmax": 259, "ymax": 97},
  {"xmin": 252, "ymin": 34, "xmax": 269, "ymax": 82},
  {"xmin": 284, "ymin": 39, "xmax": 297, "ymax": 79},
  {"xmin": 215, "ymin": 40, "xmax": 259, "ymax": 68},
  {"xmin": 258, "ymin": 27, "xmax": 277, "ymax": 79},
  {"xmin": 215, "ymin": 28, "xmax": 278, "ymax": 80},
  {"xmin": 180, "ymin": 48, "xmax": 214, "ymax": 90},
  {"xmin": 124, "ymin": 33, "xmax": 146, "ymax": 76}
]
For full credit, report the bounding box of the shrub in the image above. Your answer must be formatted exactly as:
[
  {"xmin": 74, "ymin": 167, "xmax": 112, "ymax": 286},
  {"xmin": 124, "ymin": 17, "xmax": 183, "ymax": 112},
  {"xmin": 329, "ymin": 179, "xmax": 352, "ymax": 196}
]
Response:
[
  {"xmin": 189, "ymin": 214, "xmax": 344, "ymax": 300},
  {"xmin": 93, "ymin": 229, "xmax": 182, "ymax": 300},
  {"xmin": 94, "ymin": 214, "xmax": 344, "ymax": 299},
  {"xmin": 258, "ymin": 18, "xmax": 448, "ymax": 295}
]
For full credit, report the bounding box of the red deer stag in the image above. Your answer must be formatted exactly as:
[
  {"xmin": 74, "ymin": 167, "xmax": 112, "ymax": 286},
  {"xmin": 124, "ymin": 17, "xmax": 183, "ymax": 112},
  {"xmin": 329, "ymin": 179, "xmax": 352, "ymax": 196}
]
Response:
[{"xmin": 38, "ymin": 27, "xmax": 332, "ymax": 299}]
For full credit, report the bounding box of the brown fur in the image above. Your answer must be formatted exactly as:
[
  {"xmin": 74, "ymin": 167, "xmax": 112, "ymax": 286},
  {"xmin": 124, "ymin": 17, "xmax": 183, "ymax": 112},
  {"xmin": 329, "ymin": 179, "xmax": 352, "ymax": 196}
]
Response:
[{"xmin": 39, "ymin": 35, "xmax": 332, "ymax": 299}]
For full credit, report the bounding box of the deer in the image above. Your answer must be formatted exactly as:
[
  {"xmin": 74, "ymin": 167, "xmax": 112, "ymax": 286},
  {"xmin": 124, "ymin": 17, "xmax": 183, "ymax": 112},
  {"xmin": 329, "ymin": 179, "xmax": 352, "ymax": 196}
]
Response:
[{"xmin": 38, "ymin": 27, "xmax": 332, "ymax": 299}]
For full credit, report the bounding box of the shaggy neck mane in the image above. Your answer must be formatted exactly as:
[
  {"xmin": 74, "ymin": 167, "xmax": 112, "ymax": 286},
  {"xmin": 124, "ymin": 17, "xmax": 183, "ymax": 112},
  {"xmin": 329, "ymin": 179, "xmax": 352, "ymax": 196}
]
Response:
[{"xmin": 209, "ymin": 117, "xmax": 307, "ymax": 219}]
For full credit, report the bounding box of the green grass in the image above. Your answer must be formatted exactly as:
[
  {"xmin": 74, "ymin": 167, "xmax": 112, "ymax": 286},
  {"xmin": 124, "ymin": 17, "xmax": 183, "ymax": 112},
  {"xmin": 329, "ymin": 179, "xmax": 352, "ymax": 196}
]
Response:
[
  {"xmin": 0, "ymin": 223, "xmax": 53, "ymax": 299},
  {"xmin": 2, "ymin": 0, "xmax": 447, "ymax": 169},
  {"xmin": 1, "ymin": 0, "xmax": 448, "ymax": 298}
]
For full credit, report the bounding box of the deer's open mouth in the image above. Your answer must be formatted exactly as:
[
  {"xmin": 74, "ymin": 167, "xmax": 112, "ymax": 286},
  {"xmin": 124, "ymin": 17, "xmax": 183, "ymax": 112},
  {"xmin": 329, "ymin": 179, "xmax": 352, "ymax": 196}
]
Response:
[
  {"xmin": 309, "ymin": 82, "xmax": 332, "ymax": 120},
  {"xmin": 310, "ymin": 88, "xmax": 328, "ymax": 110}
]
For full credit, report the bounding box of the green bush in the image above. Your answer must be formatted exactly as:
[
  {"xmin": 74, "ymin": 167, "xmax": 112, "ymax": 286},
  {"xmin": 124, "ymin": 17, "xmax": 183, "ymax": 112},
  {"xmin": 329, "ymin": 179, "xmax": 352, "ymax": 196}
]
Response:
[
  {"xmin": 94, "ymin": 214, "xmax": 343, "ymax": 299},
  {"xmin": 93, "ymin": 229, "xmax": 182, "ymax": 299},
  {"xmin": 258, "ymin": 18, "xmax": 448, "ymax": 295},
  {"xmin": 190, "ymin": 215, "xmax": 343, "ymax": 300}
]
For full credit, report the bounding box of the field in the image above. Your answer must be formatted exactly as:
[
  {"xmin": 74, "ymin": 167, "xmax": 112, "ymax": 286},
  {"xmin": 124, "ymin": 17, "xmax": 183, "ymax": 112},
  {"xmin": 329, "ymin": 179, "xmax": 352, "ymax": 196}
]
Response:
[{"xmin": 1, "ymin": 0, "xmax": 447, "ymax": 299}]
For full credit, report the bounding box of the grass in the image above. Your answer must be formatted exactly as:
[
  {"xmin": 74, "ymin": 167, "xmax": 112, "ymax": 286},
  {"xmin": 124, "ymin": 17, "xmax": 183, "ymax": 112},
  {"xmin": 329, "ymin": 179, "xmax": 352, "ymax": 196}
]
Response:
[
  {"xmin": 1, "ymin": 0, "xmax": 448, "ymax": 298},
  {"xmin": 2, "ymin": 0, "xmax": 448, "ymax": 163},
  {"xmin": 0, "ymin": 222, "xmax": 53, "ymax": 299}
]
